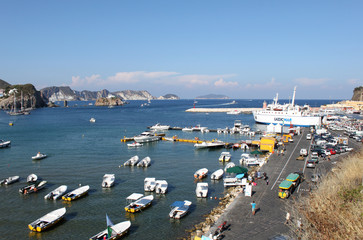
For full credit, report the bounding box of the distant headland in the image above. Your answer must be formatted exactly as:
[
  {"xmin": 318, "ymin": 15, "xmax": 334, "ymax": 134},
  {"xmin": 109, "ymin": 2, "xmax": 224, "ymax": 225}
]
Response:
[{"xmin": 195, "ymin": 94, "xmax": 230, "ymax": 99}]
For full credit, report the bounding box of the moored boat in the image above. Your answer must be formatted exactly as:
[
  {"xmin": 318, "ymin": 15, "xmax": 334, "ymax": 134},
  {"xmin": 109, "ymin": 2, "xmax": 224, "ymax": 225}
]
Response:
[
  {"xmin": 123, "ymin": 155, "xmax": 139, "ymax": 166},
  {"xmin": 134, "ymin": 131, "xmax": 160, "ymax": 143},
  {"xmin": 224, "ymin": 162, "xmax": 235, "ymax": 172},
  {"xmin": 102, "ymin": 174, "xmax": 115, "ymax": 188},
  {"xmin": 194, "ymin": 168, "xmax": 208, "ymax": 179},
  {"xmin": 127, "ymin": 142, "xmax": 143, "ymax": 147},
  {"xmin": 32, "ymin": 152, "xmax": 47, "ymax": 160},
  {"xmin": 0, "ymin": 175, "xmax": 20, "ymax": 185},
  {"xmin": 62, "ymin": 185, "xmax": 89, "ymax": 201},
  {"xmin": 125, "ymin": 195, "xmax": 154, "ymax": 213},
  {"xmin": 155, "ymin": 180, "xmax": 168, "ymax": 194},
  {"xmin": 150, "ymin": 123, "xmax": 170, "ymax": 131},
  {"xmin": 169, "ymin": 200, "xmax": 192, "ymax": 219},
  {"xmin": 90, "ymin": 216, "xmax": 131, "ymax": 240},
  {"xmin": 28, "ymin": 207, "xmax": 66, "ymax": 232},
  {"xmin": 137, "ymin": 156, "xmax": 151, "ymax": 167},
  {"xmin": 144, "ymin": 177, "xmax": 156, "ymax": 191},
  {"xmin": 194, "ymin": 141, "xmax": 225, "ymax": 149},
  {"xmin": 44, "ymin": 185, "xmax": 68, "ymax": 200},
  {"xmin": 211, "ymin": 169, "xmax": 224, "ymax": 180},
  {"xmin": 27, "ymin": 173, "xmax": 38, "ymax": 183},
  {"xmin": 0, "ymin": 139, "xmax": 11, "ymax": 148},
  {"xmin": 195, "ymin": 182, "xmax": 208, "ymax": 198},
  {"xmin": 19, "ymin": 180, "xmax": 47, "ymax": 195},
  {"xmin": 219, "ymin": 152, "xmax": 231, "ymax": 162}
]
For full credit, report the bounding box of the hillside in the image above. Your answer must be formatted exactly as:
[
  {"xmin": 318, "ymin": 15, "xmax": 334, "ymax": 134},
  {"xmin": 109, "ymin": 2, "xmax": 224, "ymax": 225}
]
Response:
[
  {"xmin": 0, "ymin": 79, "xmax": 11, "ymax": 89},
  {"xmin": 351, "ymin": 86, "xmax": 363, "ymax": 101}
]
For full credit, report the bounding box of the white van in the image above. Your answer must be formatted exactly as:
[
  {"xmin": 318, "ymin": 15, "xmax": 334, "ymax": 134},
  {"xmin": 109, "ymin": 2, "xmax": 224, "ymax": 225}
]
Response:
[{"xmin": 306, "ymin": 134, "xmax": 312, "ymax": 140}]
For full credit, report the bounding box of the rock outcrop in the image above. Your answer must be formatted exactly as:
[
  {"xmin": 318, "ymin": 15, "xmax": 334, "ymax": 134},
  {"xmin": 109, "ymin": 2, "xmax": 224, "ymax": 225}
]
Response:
[
  {"xmin": 157, "ymin": 94, "xmax": 180, "ymax": 100},
  {"xmin": 94, "ymin": 97, "xmax": 125, "ymax": 106},
  {"xmin": 113, "ymin": 90, "xmax": 154, "ymax": 100},
  {"xmin": 351, "ymin": 86, "xmax": 363, "ymax": 101}
]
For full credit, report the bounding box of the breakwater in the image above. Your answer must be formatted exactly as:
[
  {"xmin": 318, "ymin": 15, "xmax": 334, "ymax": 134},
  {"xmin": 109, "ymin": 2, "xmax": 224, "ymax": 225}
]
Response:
[{"xmin": 185, "ymin": 108, "xmax": 261, "ymax": 113}]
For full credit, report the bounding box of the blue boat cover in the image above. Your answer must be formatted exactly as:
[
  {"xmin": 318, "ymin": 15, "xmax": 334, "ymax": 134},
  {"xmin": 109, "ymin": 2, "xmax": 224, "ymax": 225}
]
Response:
[
  {"xmin": 171, "ymin": 201, "xmax": 185, "ymax": 208},
  {"xmin": 236, "ymin": 173, "xmax": 245, "ymax": 179}
]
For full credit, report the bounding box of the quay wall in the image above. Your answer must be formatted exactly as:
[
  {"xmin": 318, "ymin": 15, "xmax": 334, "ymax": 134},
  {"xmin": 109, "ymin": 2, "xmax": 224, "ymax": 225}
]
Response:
[{"xmin": 185, "ymin": 108, "xmax": 262, "ymax": 113}]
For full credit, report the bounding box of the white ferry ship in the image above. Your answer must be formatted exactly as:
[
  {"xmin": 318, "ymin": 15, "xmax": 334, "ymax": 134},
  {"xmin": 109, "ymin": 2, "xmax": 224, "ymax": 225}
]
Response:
[{"xmin": 252, "ymin": 87, "xmax": 321, "ymax": 127}]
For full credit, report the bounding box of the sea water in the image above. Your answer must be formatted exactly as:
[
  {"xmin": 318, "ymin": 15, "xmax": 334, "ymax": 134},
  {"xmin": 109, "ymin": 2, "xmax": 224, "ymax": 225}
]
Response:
[{"xmin": 0, "ymin": 99, "xmax": 336, "ymax": 239}]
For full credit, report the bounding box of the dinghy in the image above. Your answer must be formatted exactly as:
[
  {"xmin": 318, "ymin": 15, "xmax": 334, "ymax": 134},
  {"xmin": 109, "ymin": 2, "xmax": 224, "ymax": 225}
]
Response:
[
  {"xmin": 144, "ymin": 177, "xmax": 156, "ymax": 192},
  {"xmin": 219, "ymin": 152, "xmax": 231, "ymax": 162},
  {"xmin": 123, "ymin": 155, "xmax": 139, "ymax": 166},
  {"xmin": 19, "ymin": 181, "xmax": 47, "ymax": 195},
  {"xmin": 102, "ymin": 174, "xmax": 115, "ymax": 188},
  {"xmin": 127, "ymin": 142, "xmax": 143, "ymax": 147},
  {"xmin": 169, "ymin": 200, "xmax": 192, "ymax": 219},
  {"xmin": 125, "ymin": 195, "xmax": 154, "ymax": 213},
  {"xmin": 211, "ymin": 169, "xmax": 224, "ymax": 180},
  {"xmin": 155, "ymin": 180, "xmax": 168, "ymax": 194},
  {"xmin": 44, "ymin": 185, "xmax": 68, "ymax": 200},
  {"xmin": 137, "ymin": 156, "xmax": 151, "ymax": 167},
  {"xmin": 90, "ymin": 215, "xmax": 131, "ymax": 240},
  {"xmin": 0, "ymin": 175, "xmax": 19, "ymax": 185},
  {"xmin": 196, "ymin": 182, "xmax": 208, "ymax": 198},
  {"xmin": 0, "ymin": 139, "xmax": 11, "ymax": 148},
  {"xmin": 27, "ymin": 174, "xmax": 38, "ymax": 183},
  {"xmin": 194, "ymin": 168, "xmax": 208, "ymax": 179},
  {"xmin": 32, "ymin": 152, "xmax": 47, "ymax": 160},
  {"xmin": 224, "ymin": 162, "xmax": 235, "ymax": 172},
  {"xmin": 28, "ymin": 207, "xmax": 66, "ymax": 232},
  {"xmin": 62, "ymin": 185, "xmax": 89, "ymax": 201}
]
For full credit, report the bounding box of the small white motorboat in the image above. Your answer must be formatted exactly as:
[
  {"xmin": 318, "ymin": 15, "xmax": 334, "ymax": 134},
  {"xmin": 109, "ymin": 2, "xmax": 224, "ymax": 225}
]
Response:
[
  {"xmin": 125, "ymin": 195, "xmax": 154, "ymax": 213},
  {"xmin": 19, "ymin": 181, "xmax": 47, "ymax": 195},
  {"xmin": 27, "ymin": 174, "xmax": 38, "ymax": 183},
  {"xmin": 0, "ymin": 175, "xmax": 20, "ymax": 185},
  {"xmin": 90, "ymin": 118, "xmax": 96, "ymax": 123},
  {"xmin": 32, "ymin": 152, "xmax": 47, "ymax": 160},
  {"xmin": 150, "ymin": 123, "xmax": 170, "ymax": 131},
  {"xmin": 219, "ymin": 152, "xmax": 231, "ymax": 162},
  {"xmin": 194, "ymin": 168, "xmax": 208, "ymax": 179},
  {"xmin": 102, "ymin": 174, "xmax": 115, "ymax": 188},
  {"xmin": 124, "ymin": 155, "xmax": 139, "ymax": 166},
  {"xmin": 211, "ymin": 169, "xmax": 224, "ymax": 180},
  {"xmin": 196, "ymin": 182, "xmax": 208, "ymax": 198},
  {"xmin": 155, "ymin": 180, "xmax": 168, "ymax": 194},
  {"xmin": 194, "ymin": 141, "xmax": 225, "ymax": 149},
  {"xmin": 182, "ymin": 127, "xmax": 193, "ymax": 132},
  {"xmin": 134, "ymin": 131, "xmax": 160, "ymax": 143},
  {"xmin": 127, "ymin": 142, "xmax": 143, "ymax": 147},
  {"xmin": 28, "ymin": 207, "xmax": 66, "ymax": 232},
  {"xmin": 62, "ymin": 185, "xmax": 89, "ymax": 201},
  {"xmin": 224, "ymin": 162, "xmax": 235, "ymax": 172},
  {"xmin": 90, "ymin": 215, "xmax": 131, "ymax": 240},
  {"xmin": 44, "ymin": 185, "xmax": 68, "ymax": 200},
  {"xmin": 144, "ymin": 177, "xmax": 156, "ymax": 192},
  {"xmin": 137, "ymin": 156, "xmax": 151, "ymax": 167},
  {"xmin": 0, "ymin": 139, "xmax": 11, "ymax": 148},
  {"xmin": 169, "ymin": 200, "xmax": 192, "ymax": 219}
]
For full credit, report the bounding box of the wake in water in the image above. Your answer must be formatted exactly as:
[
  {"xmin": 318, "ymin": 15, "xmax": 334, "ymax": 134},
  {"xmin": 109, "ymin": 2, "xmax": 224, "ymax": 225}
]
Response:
[{"xmin": 195, "ymin": 100, "xmax": 237, "ymax": 107}]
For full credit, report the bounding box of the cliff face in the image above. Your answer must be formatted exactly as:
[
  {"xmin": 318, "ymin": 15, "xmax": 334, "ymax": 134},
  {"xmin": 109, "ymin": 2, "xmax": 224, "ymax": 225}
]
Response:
[
  {"xmin": 351, "ymin": 86, "xmax": 363, "ymax": 101},
  {"xmin": 94, "ymin": 97, "xmax": 124, "ymax": 106},
  {"xmin": 157, "ymin": 94, "xmax": 180, "ymax": 100},
  {"xmin": 113, "ymin": 90, "xmax": 153, "ymax": 100},
  {"xmin": 0, "ymin": 84, "xmax": 47, "ymax": 110}
]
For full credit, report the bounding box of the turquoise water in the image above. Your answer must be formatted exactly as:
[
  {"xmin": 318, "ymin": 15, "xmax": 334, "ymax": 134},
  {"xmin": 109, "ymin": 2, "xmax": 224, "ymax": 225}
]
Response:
[{"xmin": 0, "ymin": 99, "xmax": 335, "ymax": 239}]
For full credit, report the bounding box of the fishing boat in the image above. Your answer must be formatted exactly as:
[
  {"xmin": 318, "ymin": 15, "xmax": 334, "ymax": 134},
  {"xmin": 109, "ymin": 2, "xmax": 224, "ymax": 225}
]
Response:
[
  {"xmin": 137, "ymin": 156, "xmax": 151, "ymax": 167},
  {"xmin": 19, "ymin": 181, "xmax": 47, "ymax": 194},
  {"xmin": 144, "ymin": 177, "xmax": 156, "ymax": 191},
  {"xmin": 102, "ymin": 174, "xmax": 115, "ymax": 188},
  {"xmin": 219, "ymin": 152, "xmax": 231, "ymax": 162},
  {"xmin": 0, "ymin": 139, "xmax": 11, "ymax": 148},
  {"xmin": 194, "ymin": 168, "xmax": 208, "ymax": 179},
  {"xmin": 211, "ymin": 169, "xmax": 224, "ymax": 180},
  {"xmin": 134, "ymin": 131, "xmax": 160, "ymax": 143},
  {"xmin": 27, "ymin": 174, "xmax": 38, "ymax": 183},
  {"xmin": 28, "ymin": 207, "xmax": 66, "ymax": 232},
  {"xmin": 252, "ymin": 87, "xmax": 322, "ymax": 127},
  {"xmin": 62, "ymin": 185, "xmax": 89, "ymax": 201},
  {"xmin": 150, "ymin": 123, "xmax": 170, "ymax": 131},
  {"xmin": 155, "ymin": 180, "xmax": 168, "ymax": 194},
  {"xmin": 194, "ymin": 141, "xmax": 225, "ymax": 149},
  {"xmin": 127, "ymin": 142, "xmax": 143, "ymax": 147},
  {"xmin": 0, "ymin": 175, "xmax": 20, "ymax": 185},
  {"xmin": 125, "ymin": 195, "xmax": 154, "ymax": 213},
  {"xmin": 195, "ymin": 182, "xmax": 208, "ymax": 198},
  {"xmin": 224, "ymin": 162, "xmax": 235, "ymax": 172},
  {"xmin": 90, "ymin": 118, "xmax": 96, "ymax": 123},
  {"xmin": 169, "ymin": 200, "xmax": 192, "ymax": 219},
  {"xmin": 90, "ymin": 215, "xmax": 131, "ymax": 240},
  {"xmin": 123, "ymin": 155, "xmax": 139, "ymax": 166},
  {"xmin": 32, "ymin": 152, "xmax": 47, "ymax": 160},
  {"xmin": 44, "ymin": 185, "xmax": 68, "ymax": 200}
]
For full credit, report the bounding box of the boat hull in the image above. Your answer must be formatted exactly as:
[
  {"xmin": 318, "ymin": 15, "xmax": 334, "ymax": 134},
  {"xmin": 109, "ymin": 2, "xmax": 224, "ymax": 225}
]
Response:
[{"xmin": 253, "ymin": 112, "xmax": 321, "ymax": 127}]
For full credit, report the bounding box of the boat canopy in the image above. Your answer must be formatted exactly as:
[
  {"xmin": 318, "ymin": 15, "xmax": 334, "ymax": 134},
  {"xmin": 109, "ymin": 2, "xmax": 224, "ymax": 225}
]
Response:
[
  {"xmin": 286, "ymin": 173, "xmax": 300, "ymax": 182},
  {"xmin": 126, "ymin": 193, "xmax": 144, "ymax": 201},
  {"xmin": 236, "ymin": 173, "xmax": 245, "ymax": 179},
  {"xmin": 279, "ymin": 180, "xmax": 293, "ymax": 189},
  {"xmin": 171, "ymin": 201, "xmax": 185, "ymax": 208}
]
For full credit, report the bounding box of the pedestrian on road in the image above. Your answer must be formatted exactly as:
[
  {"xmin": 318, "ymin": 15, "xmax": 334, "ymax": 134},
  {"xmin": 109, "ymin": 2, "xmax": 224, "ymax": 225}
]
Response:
[
  {"xmin": 285, "ymin": 212, "xmax": 291, "ymax": 225},
  {"xmin": 266, "ymin": 179, "xmax": 269, "ymax": 185},
  {"xmin": 251, "ymin": 201, "xmax": 256, "ymax": 215}
]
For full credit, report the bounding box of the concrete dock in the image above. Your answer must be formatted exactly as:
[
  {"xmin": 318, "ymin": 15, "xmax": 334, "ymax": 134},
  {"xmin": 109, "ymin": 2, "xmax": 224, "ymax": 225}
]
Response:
[{"xmin": 185, "ymin": 108, "xmax": 261, "ymax": 113}]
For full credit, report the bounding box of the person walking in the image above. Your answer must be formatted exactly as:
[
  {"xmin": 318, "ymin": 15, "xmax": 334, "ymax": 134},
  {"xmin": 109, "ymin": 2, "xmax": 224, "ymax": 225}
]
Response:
[
  {"xmin": 285, "ymin": 212, "xmax": 291, "ymax": 224},
  {"xmin": 251, "ymin": 201, "xmax": 257, "ymax": 215}
]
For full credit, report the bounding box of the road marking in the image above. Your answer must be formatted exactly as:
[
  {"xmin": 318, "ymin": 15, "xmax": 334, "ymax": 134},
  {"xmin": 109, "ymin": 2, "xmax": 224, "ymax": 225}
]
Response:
[
  {"xmin": 270, "ymin": 132, "xmax": 304, "ymax": 190},
  {"xmin": 297, "ymin": 135, "xmax": 313, "ymax": 193}
]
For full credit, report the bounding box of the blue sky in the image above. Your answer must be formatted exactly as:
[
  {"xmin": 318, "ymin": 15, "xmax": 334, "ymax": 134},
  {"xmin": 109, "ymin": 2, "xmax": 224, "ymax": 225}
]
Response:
[{"xmin": 1, "ymin": 0, "xmax": 362, "ymax": 99}]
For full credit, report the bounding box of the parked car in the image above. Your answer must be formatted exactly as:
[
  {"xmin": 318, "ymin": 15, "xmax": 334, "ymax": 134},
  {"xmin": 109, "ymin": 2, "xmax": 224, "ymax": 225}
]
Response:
[
  {"xmin": 300, "ymin": 148, "xmax": 308, "ymax": 157},
  {"xmin": 306, "ymin": 134, "xmax": 312, "ymax": 140},
  {"xmin": 306, "ymin": 160, "xmax": 316, "ymax": 168},
  {"xmin": 311, "ymin": 152, "xmax": 319, "ymax": 159},
  {"xmin": 326, "ymin": 148, "xmax": 336, "ymax": 155}
]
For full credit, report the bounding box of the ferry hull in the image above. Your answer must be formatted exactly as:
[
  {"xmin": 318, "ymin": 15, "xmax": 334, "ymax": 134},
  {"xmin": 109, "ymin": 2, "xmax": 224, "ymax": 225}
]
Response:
[{"xmin": 253, "ymin": 113, "xmax": 321, "ymax": 127}]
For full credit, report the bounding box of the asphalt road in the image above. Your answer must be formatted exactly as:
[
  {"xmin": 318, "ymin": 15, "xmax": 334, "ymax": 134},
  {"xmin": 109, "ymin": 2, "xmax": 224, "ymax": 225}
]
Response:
[{"xmin": 207, "ymin": 129, "xmax": 361, "ymax": 240}]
